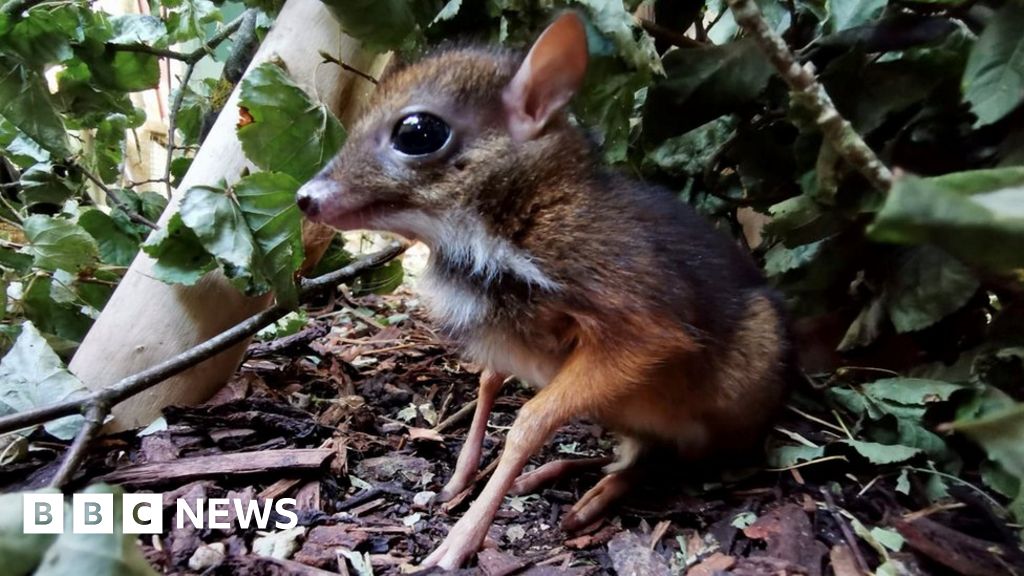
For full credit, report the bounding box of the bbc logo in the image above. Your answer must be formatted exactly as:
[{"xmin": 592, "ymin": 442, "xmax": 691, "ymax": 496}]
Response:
[{"xmin": 23, "ymin": 493, "xmax": 164, "ymax": 534}]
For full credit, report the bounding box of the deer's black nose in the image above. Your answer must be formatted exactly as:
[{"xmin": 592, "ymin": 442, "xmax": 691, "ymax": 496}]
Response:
[{"xmin": 296, "ymin": 190, "xmax": 316, "ymax": 215}]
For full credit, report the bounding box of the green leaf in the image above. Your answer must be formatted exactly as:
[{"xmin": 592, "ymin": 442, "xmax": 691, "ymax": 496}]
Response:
[
  {"xmin": 0, "ymin": 321, "xmax": 88, "ymax": 439},
  {"xmin": 576, "ymin": 0, "xmax": 662, "ymax": 74},
  {"xmin": 840, "ymin": 439, "xmax": 922, "ymax": 465},
  {"xmin": 351, "ymin": 258, "xmax": 404, "ymax": 296},
  {"xmin": 174, "ymin": 78, "xmax": 215, "ymax": 146},
  {"xmin": 951, "ymin": 404, "xmax": 1024, "ymax": 480},
  {"xmin": 87, "ymin": 50, "xmax": 160, "ymax": 92},
  {"xmin": 767, "ymin": 442, "xmax": 825, "ymax": 468},
  {"xmin": 575, "ymin": 57, "xmax": 647, "ymax": 163},
  {"xmin": 234, "ymin": 172, "xmax": 305, "ymax": 308},
  {"xmin": 53, "ymin": 59, "xmax": 145, "ymax": 127},
  {"xmin": 178, "ymin": 185, "xmax": 260, "ymax": 290},
  {"xmin": 0, "ymin": 56, "xmax": 70, "ymax": 157},
  {"xmin": 0, "ymin": 116, "xmax": 50, "ymax": 168},
  {"xmin": 0, "ymin": 489, "xmax": 60, "ymax": 576},
  {"xmin": 163, "ymin": 0, "xmax": 221, "ymax": 43},
  {"xmin": 17, "ymin": 276, "xmax": 94, "ymax": 346},
  {"xmin": 824, "ymin": 0, "xmax": 887, "ymax": 34},
  {"xmin": 319, "ymin": 0, "xmax": 418, "ymax": 52},
  {"xmin": 869, "ymin": 168, "xmax": 1024, "ymax": 272},
  {"xmin": 838, "ymin": 295, "xmax": 886, "ymax": 351},
  {"xmin": 764, "ymin": 239, "xmax": 826, "ymax": 277},
  {"xmin": 84, "ymin": 114, "xmax": 128, "ymax": 183},
  {"xmin": 644, "ymin": 38, "xmax": 772, "ymax": 143},
  {"xmin": 141, "ymin": 212, "xmax": 216, "ymax": 286},
  {"xmin": 869, "ymin": 527, "xmax": 904, "ymax": 552},
  {"xmin": 861, "ymin": 378, "xmax": 965, "ymax": 407},
  {"xmin": 18, "ymin": 162, "xmax": 78, "ymax": 207},
  {"xmin": 308, "ymin": 234, "xmax": 350, "ymax": 277},
  {"xmin": 884, "ymin": 247, "xmax": 979, "ymax": 333},
  {"xmin": 78, "ymin": 209, "xmax": 140, "ymax": 266},
  {"xmin": 0, "ymin": 247, "xmax": 33, "ymax": 274},
  {"xmin": 432, "ymin": 0, "xmax": 462, "ymax": 24},
  {"xmin": 237, "ymin": 62, "xmax": 346, "ymax": 182},
  {"xmin": 0, "ymin": 7, "xmax": 79, "ymax": 67},
  {"xmin": 36, "ymin": 485, "xmax": 159, "ymax": 576},
  {"xmin": 108, "ymin": 14, "xmax": 166, "ymax": 46},
  {"xmin": 644, "ymin": 117, "xmax": 736, "ymax": 177},
  {"xmin": 980, "ymin": 460, "xmax": 1020, "ymax": 500},
  {"xmin": 962, "ymin": 1, "xmax": 1024, "ymax": 126},
  {"xmin": 21, "ymin": 215, "xmax": 99, "ymax": 272}
]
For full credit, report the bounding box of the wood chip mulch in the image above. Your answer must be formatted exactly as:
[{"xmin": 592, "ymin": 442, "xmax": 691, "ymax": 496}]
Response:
[{"xmin": 3, "ymin": 288, "xmax": 1021, "ymax": 575}]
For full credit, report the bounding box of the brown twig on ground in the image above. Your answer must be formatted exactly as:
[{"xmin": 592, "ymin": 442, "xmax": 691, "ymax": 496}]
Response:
[
  {"xmin": 245, "ymin": 322, "xmax": 331, "ymax": 358},
  {"xmin": 726, "ymin": 0, "xmax": 894, "ymax": 192},
  {"xmin": 433, "ymin": 398, "xmax": 478, "ymax": 434},
  {"xmin": 0, "ymin": 243, "xmax": 406, "ymax": 486},
  {"xmin": 820, "ymin": 489, "xmax": 871, "ymax": 575},
  {"xmin": 47, "ymin": 402, "xmax": 107, "ymax": 488},
  {"xmin": 100, "ymin": 448, "xmax": 334, "ymax": 487}
]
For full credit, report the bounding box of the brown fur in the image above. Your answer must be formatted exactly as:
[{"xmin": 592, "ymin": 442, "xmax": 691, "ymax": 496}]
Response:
[{"xmin": 297, "ymin": 14, "xmax": 792, "ymax": 568}]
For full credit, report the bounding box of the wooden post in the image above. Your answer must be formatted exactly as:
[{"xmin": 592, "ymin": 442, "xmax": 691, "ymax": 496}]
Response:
[{"xmin": 68, "ymin": 0, "xmax": 384, "ymax": 431}]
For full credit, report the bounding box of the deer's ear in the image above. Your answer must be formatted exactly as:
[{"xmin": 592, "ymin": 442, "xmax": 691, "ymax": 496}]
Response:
[{"xmin": 502, "ymin": 12, "xmax": 588, "ymax": 142}]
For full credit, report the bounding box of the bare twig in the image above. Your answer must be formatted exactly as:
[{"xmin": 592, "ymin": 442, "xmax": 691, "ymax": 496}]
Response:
[
  {"xmin": 127, "ymin": 178, "xmax": 169, "ymax": 188},
  {"xmin": 821, "ymin": 489, "xmax": 871, "ymax": 575},
  {"xmin": 0, "ymin": 244, "xmax": 406, "ymax": 440},
  {"xmin": 164, "ymin": 62, "xmax": 196, "ymax": 196},
  {"xmin": 638, "ymin": 18, "xmax": 704, "ymax": 49},
  {"xmin": 80, "ymin": 168, "xmax": 159, "ymax": 229},
  {"xmin": 433, "ymin": 399, "xmax": 478, "ymax": 434},
  {"xmin": 726, "ymin": 0, "xmax": 894, "ymax": 191},
  {"xmin": 318, "ymin": 51, "xmax": 379, "ymax": 85}
]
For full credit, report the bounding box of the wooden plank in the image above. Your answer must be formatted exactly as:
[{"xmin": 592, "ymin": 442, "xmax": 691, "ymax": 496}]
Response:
[{"xmin": 100, "ymin": 448, "xmax": 333, "ymax": 487}]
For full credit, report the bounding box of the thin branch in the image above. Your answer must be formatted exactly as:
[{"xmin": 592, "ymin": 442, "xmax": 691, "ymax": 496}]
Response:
[
  {"xmin": 726, "ymin": 0, "xmax": 894, "ymax": 192},
  {"xmin": 110, "ymin": 11, "xmax": 249, "ymax": 66},
  {"xmin": 111, "ymin": 45, "xmax": 190, "ymax": 61},
  {"xmin": 0, "ymin": 243, "xmax": 407, "ymax": 440},
  {"xmin": 164, "ymin": 62, "xmax": 195, "ymax": 196},
  {"xmin": 156, "ymin": 10, "xmax": 254, "ymax": 197},
  {"xmin": 821, "ymin": 489, "xmax": 872, "ymax": 575},
  {"xmin": 48, "ymin": 402, "xmax": 107, "ymax": 488},
  {"xmin": 637, "ymin": 18, "xmax": 704, "ymax": 50},
  {"xmin": 127, "ymin": 178, "xmax": 169, "ymax": 188},
  {"xmin": 318, "ymin": 51, "xmax": 379, "ymax": 85},
  {"xmin": 705, "ymin": 7, "xmax": 728, "ymax": 34},
  {"xmin": 80, "ymin": 168, "xmax": 159, "ymax": 229}
]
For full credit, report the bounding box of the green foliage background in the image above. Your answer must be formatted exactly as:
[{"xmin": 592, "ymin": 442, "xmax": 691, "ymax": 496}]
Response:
[{"xmin": 1, "ymin": 0, "xmax": 1023, "ymax": 552}]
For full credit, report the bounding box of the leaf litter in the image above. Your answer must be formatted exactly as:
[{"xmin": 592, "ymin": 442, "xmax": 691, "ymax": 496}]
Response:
[{"xmin": 1, "ymin": 287, "xmax": 1022, "ymax": 575}]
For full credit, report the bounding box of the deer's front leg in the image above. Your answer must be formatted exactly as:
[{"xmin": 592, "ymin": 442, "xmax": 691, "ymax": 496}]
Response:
[
  {"xmin": 436, "ymin": 370, "xmax": 507, "ymax": 502},
  {"xmin": 420, "ymin": 344, "xmax": 632, "ymax": 569}
]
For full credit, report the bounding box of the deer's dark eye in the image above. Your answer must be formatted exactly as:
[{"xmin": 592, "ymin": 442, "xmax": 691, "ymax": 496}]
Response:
[{"xmin": 391, "ymin": 113, "xmax": 451, "ymax": 156}]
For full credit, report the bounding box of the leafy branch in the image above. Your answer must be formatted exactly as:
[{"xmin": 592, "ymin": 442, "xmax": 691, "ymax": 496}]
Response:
[
  {"xmin": 726, "ymin": 0, "xmax": 895, "ymax": 192},
  {"xmin": 0, "ymin": 243, "xmax": 406, "ymax": 488},
  {"xmin": 80, "ymin": 168, "xmax": 158, "ymax": 229},
  {"xmin": 111, "ymin": 10, "xmax": 249, "ymax": 66}
]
